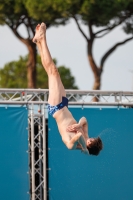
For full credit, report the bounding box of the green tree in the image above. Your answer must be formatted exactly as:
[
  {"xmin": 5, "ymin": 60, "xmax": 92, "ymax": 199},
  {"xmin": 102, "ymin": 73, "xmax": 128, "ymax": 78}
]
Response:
[
  {"xmin": 26, "ymin": 0, "xmax": 133, "ymax": 97},
  {"xmin": 0, "ymin": 56, "xmax": 27, "ymax": 88},
  {"xmin": 0, "ymin": 55, "xmax": 78, "ymax": 89},
  {"xmin": 0, "ymin": 0, "xmax": 40, "ymax": 88}
]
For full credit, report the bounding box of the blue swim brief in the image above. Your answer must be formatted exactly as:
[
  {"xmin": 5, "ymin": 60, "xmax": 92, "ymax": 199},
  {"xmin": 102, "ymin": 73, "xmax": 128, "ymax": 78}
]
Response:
[{"xmin": 47, "ymin": 96, "xmax": 68, "ymax": 116}]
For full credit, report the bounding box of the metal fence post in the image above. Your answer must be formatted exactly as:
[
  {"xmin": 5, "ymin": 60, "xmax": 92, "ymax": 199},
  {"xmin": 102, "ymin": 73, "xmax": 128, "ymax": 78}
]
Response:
[
  {"xmin": 31, "ymin": 104, "xmax": 35, "ymax": 200},
  {"xmin": 42, "ymin": 104, "xmax": 47, "ymax": 200}
]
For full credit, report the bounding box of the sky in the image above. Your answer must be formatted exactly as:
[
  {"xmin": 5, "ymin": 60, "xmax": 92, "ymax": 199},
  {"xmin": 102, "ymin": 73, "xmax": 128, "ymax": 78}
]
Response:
[{"xmin": 0, "ymin": 19, "xmax": 133, "ymax": 91}]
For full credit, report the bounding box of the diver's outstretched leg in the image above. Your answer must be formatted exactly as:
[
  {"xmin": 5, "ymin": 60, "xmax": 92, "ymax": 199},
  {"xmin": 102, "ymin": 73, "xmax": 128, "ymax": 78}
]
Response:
[{"xmin": 33, "ymin": 23, "xmax": 66, "ymax": 105}]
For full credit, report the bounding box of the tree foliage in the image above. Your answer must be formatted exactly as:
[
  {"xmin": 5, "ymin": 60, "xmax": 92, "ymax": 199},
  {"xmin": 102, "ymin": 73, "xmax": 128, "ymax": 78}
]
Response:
[
  {"xmin": 26, "ymin": 0, "xmax": 106, "ymax": 29},
  {"xmin": 0, "ymin": 55, "xmax": 78, "ymax": 89},
  {"xmin": 26, "ymin": 0, "xmax": 133, "ymax": 30}
]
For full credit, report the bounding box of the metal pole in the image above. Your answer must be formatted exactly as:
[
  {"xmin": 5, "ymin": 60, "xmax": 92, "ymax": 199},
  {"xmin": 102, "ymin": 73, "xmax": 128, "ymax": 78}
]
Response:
[
  {"xmin": 42, "ymin": 104, "xmax": 47, "ymax": 200},
  {"xmin": 31, "ymin": 104, "xmax": 35, "ymax": 200},
  {"xmin": 38, "ymin": 104, "xmax": 43, "ymax": 200}
]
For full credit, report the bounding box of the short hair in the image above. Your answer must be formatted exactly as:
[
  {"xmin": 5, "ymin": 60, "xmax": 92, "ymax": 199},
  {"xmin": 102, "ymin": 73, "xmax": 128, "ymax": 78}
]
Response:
[{"xmin": 87, "ymin": 137, "xmax": 103, "ymax": 156}]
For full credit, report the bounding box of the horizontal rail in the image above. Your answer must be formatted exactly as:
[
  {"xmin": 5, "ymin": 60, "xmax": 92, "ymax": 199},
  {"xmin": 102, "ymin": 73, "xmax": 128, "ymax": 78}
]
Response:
[
  {"xmin": 0, "ymin": 101, "xmax": 133, "ymax": 106},
  {"xmin": 0, "ymin": 89, "xmax": 133, "ymax": 95},
  {"xmin": 0, "ymin": 89, "xmax": 133, "ymax": 106}
]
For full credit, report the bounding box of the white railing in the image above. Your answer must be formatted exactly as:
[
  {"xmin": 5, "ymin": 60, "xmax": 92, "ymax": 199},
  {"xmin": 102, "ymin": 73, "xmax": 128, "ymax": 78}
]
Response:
[{"xmin": 0, "ymin": 89, "xmax": 133, "ymax": 106}]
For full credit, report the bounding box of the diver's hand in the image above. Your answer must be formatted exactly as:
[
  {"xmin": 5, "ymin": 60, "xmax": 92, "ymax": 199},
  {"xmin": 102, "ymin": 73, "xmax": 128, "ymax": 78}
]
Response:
[{"xmin": 66, "ymin": 124, "xmax": 82, "ymax": 132}]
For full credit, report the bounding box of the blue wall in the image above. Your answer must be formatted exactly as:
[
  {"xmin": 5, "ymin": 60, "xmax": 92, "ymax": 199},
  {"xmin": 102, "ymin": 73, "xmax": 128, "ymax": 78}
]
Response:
[
  {"xmin": 0, "ymin": 107, "xmax": 29, "ymax": 200},
  {"xmin": 48, "ymin": 107, "xmax": 133, "ymax": 200}
]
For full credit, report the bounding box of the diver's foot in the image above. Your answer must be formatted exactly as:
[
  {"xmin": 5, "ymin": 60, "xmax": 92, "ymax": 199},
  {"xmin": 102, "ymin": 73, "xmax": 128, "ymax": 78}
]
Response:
[{"xmin": 32, "ymin": 22, "xmax": 46, "ymax": 43}]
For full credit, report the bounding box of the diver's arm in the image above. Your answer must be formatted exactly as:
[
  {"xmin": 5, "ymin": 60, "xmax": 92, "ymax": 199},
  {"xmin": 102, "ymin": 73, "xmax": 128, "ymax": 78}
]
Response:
[
  {"xmin": 65, "ymin": 132, "xmax": 82, "ymax": 149},
  {"xmin": 79, "ymin": 117, "xmax": 89, "ymax": 140}
]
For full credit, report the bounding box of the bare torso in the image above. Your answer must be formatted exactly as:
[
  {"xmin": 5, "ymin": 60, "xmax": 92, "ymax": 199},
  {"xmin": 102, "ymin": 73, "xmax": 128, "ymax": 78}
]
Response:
[{"xmin": 53, "ymin": 106, "xmax": 78, "ymax": 145}]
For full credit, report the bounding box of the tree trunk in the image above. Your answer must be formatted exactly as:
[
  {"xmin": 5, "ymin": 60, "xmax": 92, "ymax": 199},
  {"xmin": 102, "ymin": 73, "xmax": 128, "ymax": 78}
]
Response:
[
  {"xmin": 87, "ymin": 42, "xmax": 101, "ymax": 101},
  {"xmin": 26, "ymin": 41, "xmax": 37, "ymax": 88},
  {"xmin": 92, "ymin": 74, "xmax": 101, "ymax": 90},
  {"xmin": 11, "ymin": 28, "xmax": 37, "ymax": 88},
  {"xmin": 73, "ymin": 17, "xmax": 133, "ymax": 102}
]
